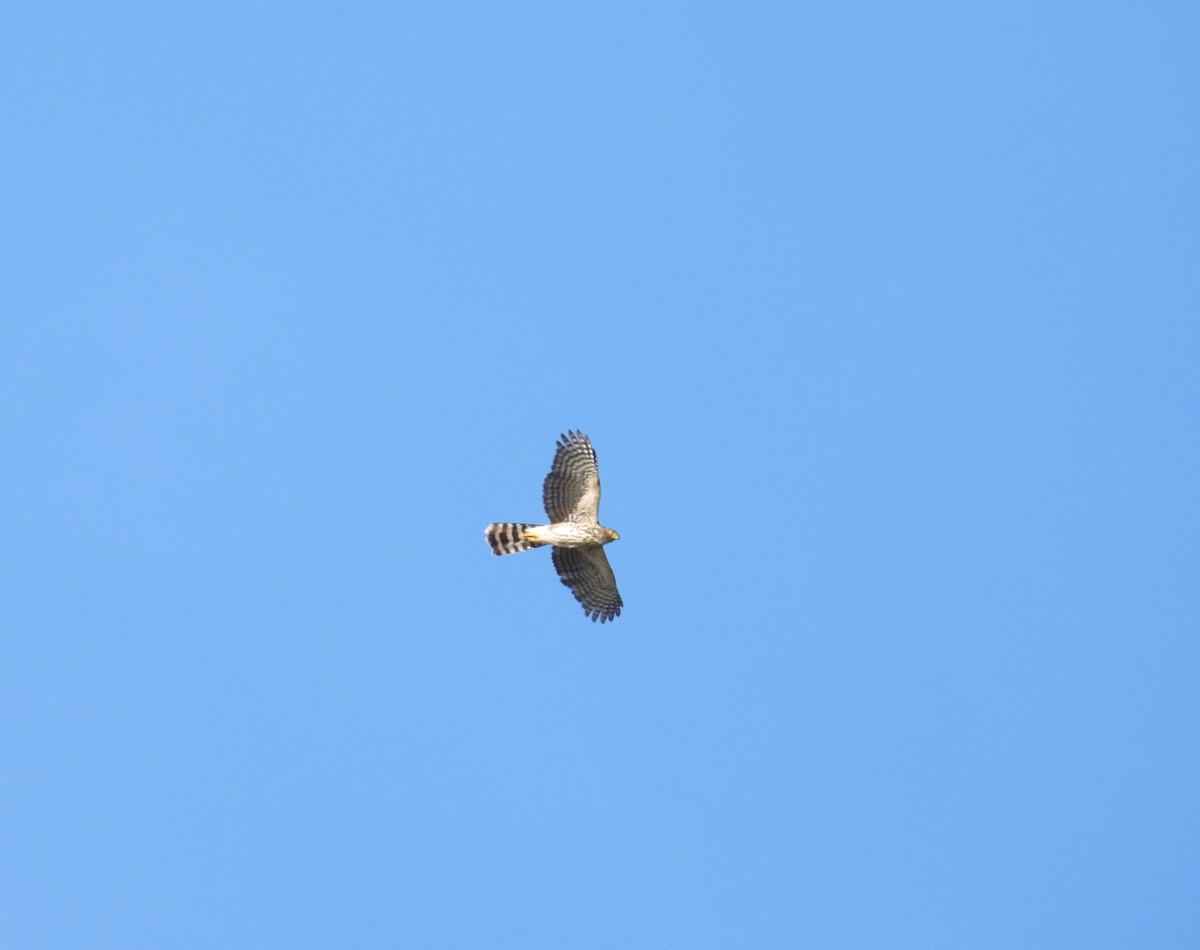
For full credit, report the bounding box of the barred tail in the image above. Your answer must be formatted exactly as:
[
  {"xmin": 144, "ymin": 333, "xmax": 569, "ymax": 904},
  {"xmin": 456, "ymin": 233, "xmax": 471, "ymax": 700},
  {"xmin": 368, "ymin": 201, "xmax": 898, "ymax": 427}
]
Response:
[{"xmin": 485, "ymin": 522, "xmax": 545, "ymax": 555}]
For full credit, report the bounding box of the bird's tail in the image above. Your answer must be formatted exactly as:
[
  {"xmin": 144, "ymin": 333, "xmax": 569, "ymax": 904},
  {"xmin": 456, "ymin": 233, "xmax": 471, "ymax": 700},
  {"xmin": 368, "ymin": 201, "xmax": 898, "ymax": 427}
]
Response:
[{"xmin": 485, "ymin": 522, "xmax": 546, "ymax": 555}]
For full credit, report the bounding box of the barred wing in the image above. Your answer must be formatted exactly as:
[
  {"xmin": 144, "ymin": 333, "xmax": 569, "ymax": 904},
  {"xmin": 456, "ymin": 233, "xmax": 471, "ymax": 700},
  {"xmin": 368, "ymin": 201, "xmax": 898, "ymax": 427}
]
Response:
[
  {"xmin": 543, "ymin": 430, "xmax": 601, "ymax": 523},
  {"xmin": 552, "ymin": 546, "xmax": 623, "ymax": 623}
]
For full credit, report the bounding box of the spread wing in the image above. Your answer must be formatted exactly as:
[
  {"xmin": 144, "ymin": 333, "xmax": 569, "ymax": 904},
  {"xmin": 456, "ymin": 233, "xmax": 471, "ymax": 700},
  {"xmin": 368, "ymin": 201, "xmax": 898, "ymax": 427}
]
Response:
[
  {"xmin": 543, "ymin": 430, "xmax": 601, "ymax": 523},
  {"xmin": 552, "ymin": 546, "xmax": 623, "ymax": 623}
]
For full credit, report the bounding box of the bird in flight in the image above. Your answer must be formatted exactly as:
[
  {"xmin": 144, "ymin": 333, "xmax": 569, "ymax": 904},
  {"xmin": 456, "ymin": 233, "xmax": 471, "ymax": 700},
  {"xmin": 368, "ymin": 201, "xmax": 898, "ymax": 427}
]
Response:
[{"xmin": 485, "ymin": 430, "xmax": 623, "ymax": 622}]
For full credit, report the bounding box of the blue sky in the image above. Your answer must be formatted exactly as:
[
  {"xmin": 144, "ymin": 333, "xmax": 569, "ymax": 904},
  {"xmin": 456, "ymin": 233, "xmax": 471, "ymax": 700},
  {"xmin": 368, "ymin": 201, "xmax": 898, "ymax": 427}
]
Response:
[{"xmin": 3, "ymin": 2, "xmax": 1198, "ymax": 946}]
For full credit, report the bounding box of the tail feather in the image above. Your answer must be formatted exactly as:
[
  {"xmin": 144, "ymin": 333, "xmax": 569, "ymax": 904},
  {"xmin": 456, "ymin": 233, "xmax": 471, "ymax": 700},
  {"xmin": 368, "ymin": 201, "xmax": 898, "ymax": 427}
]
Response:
[{"xmin": 485, "ymin": 522, "xmax": 545, "ymax": 555}]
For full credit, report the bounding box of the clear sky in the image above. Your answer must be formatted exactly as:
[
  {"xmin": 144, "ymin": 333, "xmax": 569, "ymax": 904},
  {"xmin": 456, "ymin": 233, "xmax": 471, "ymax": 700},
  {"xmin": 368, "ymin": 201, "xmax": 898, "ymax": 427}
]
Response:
[{"xmin": 3, "ymin": 2, "xmax": 1198, "ymax": 947}]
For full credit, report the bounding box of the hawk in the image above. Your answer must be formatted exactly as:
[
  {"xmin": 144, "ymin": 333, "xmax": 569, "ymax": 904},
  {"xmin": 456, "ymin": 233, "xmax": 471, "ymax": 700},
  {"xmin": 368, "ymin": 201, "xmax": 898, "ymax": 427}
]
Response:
[{"xmin": 485, "ymin": 430, "xmax": 623, "ymax": 622}]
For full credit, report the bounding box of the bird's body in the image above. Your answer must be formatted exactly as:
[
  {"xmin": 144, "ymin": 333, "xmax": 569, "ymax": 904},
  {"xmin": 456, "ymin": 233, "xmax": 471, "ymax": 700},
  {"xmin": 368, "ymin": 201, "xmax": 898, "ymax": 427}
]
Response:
[
  {"xmin": 526, "ymin": 521, "xmax": 617, "ymax": 547},
  {"xmin": 485, "ymin": 430, "xmax": 623, "ymax": 622}
]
